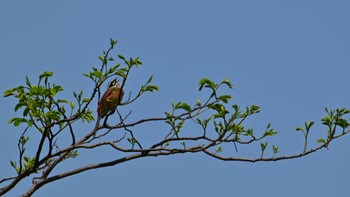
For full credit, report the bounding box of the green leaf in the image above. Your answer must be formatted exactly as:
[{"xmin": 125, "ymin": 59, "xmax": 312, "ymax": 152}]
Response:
[
  {"xmin": 175, "ymin": 102, "xmax": 191, "ymax": 112},
  {"xmin": 203, "ymin": 117, "xmax": 212, "ymax": 127},
  {"xmin": 133, "ymin": 57, "xmax": 142, "ymax": 67},
  {"xmin": 108, "ymin": 63, "xmax": 121, "ymax": 74},
  {"xmin": 82, "ymin": 98, "xmax": 90, "ymax": 103},
  {"xmin": 335, "ymin": 118, "xmax": 350, "ymax": 129},
  {"xmin": 80, "ymin": 110, "xmax": 95, "ymax": 123},
  {"xmin": 263, "ymin": 130, "xmax": 277, "ymax": 137},
  {"xmin": 215, "ymin": 146, "xmax": 223, "ymax": 153},
  {"xmin": 10, "ymin": 160, "xmax": 16, "ymax": 168},
  {"xmin": 23, "ymin": 156, "xmax": 30, "ymax": 162},
  {"xmin": 51, "ymin": 84, "xmax": 63, "ymax": 96},
  {"xmin": 116, "ymin": 70, "xmax": 127, "ymax": 79},
  {"xmin": 180, "ymin": 141, "xmax": 186, "ymax": 149},
  {"xmin": 321, "ymin": 116, "xmax": 331, "ymax": 126},
  {"xmin": 26, "ymin": 119, "xmax": 33, "ymax": 127},
  {"xmin": 198, "ymin": 78, "xmax": 212, "ymax": 91},
  {"xmin": 249, "ymin": 105, "xmax": 260, "ymax": 114},
  {"xmin": 118, "ymin": 54, "xmax": 126, "ymax": 61},
  {"xmin": 218, "ymin": 95, "xmax": 232, "ymax": 104},
  {"xmin": 260, "ymin": 142, "xmax": 268, "ymax": 151},
  {"xmin": 147, "ymin": 75, "xmax": 153, "ymax": 84},
  {"xmin": 8, "ymin": 117, "xmax": 28, "ymax": 127},
  {"xmin": 165, "ymin": 111, "xmax": 172, "ymax": 119},
  {"xmin": 91, "ymin": 68, "xmax": 103, "ymax": 80},
  {"xmin": 266, "ymin": 123, "xmax": 271, "ymax": 130},
  {"xmin": 14, "ymin": 102, "xmax": 26, "ymax": 112},
  {"xmin": 25, "ymin": 76, "xmax": 31, "ymax": 87},
  {"xmin": 272, "ymin": 145, "xmax": 280, "ymax": 154},
  {"xmin": 57, "ymin": 99, "xmax": 68, "ymax": 103},
  {"xmin": 305, "ymin": 121, "xmax": 314, "ymax": 131},
  {"xmin": 45, "ymin": 111, "xmax": 62, "ymax": 121},
  {"xmin": 39, "ymin": 71, "xmax": 53, "ymax": 81},
  {"xmin": 295, "ymin": 127, "xmax": 304, "ymax": 132},
  {"xmin": 209, "ymin": 103, "xmax": 223, "ymax": 111},
  {"xmin": 245, "ymin": 128, "xmax": 254, "ymax": 136},
  {"xmin": 221, "ymin": 78, "xmax": 233, "ymax": 89},
  {"xmin": 110, "ymin": 38, "xmax": 118, "ymax": 47},
  {"xmin": 19, "ymin": 136, "xmax": 29, "ymax": 144},
  {"xmin": 3, "ymin": 88, "xmax": 15, "ymax": 97},
  {"xmin": 67, "ymin": 149, "xmax": 79, "ymax": 158},
  {"xmin": 317, "ymin": 138, "xmax": 326, "ymax": 144},
  {"xmin": 98, "ymin": 56, "xmax": 107, "ymax": 64},
  {"xmin": 144, "ymin": 85, "xmax": 159, "ymax": 92},
  {"xmin": 325, "ymin": 107, "xmax": 329, "ymax": 114}
]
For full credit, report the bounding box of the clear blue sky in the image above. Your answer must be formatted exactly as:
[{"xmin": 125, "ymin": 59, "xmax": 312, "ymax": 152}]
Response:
[{"xmin": 1, "ymin": 1, "xmax": 350, "ymax": 196}]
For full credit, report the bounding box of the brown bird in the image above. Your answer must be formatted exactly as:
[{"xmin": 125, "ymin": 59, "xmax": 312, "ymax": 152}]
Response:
[{"xmin": 97, "ymin": 78, "xmax": 124, "ymax": 119}]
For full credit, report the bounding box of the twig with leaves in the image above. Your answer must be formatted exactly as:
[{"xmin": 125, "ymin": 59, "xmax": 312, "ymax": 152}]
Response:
[{"xmin": 1, "ymin": 38, "xmax": 349, "ymax": 197}]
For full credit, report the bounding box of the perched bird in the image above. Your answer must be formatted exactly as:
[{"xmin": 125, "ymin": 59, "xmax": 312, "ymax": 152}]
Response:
[{"xmin": 97, "ymin": 78, "xmax": 124, "ymax": 119}]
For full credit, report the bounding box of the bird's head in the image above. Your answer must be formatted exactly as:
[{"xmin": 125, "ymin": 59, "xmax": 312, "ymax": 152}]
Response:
[{"xmin": 107, "ymin": 78, "xmax": 121, "ymax": 89}]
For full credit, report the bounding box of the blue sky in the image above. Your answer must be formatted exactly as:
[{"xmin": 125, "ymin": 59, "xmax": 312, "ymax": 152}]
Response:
[{"xmin": 1, "ymin": 1, "xmax": 350, "ymax": 196}]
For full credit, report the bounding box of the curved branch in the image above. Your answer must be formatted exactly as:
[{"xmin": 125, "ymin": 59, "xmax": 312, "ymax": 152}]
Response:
[{"xmin": 203, "ymin": 139, "xmax": 331, "ymax": 162}]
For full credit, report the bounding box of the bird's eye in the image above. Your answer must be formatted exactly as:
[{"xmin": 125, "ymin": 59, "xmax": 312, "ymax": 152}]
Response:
[{"xmin": 108, "ymin": 80, "xmax": 117, "ymax": 88}]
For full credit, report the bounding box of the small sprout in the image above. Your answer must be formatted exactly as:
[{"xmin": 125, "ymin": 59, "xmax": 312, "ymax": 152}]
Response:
[
  {"xmin": 180, "ymin": 141, "xmax": 186, "ymax": 149},
  {"xmin": 317, "ymin": 138, "xmax": 326, "ymax": 144},
  {"xmin": 98, "ymin": 56, "xmax": 107, "ymax": 64},
  {"xmin": 260, "ymin": 142, "xmax": 268, "ymax": 158},
  {"xmin": 305, "ymin": 121, "xmax": 314, "ymax": 132},
  {"xmin": 118, "ymin": 54, "xmax": 125, "ymax": 61},
  {"xmin": 272, "ymin": 145, "xmax": 280, "ymax": 157},
  {"xmin": 215, "ymin": 146, "xmax": 223, "ymax": 153},
  {"xmin": 70, "ymin": 102, "xmax": 76, "ymax": 109}
]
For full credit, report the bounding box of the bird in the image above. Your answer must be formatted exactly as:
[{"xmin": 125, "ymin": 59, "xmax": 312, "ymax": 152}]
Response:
[{"xmin": 97, "ymin": 78, "xmax": 124, "ymax": 120}]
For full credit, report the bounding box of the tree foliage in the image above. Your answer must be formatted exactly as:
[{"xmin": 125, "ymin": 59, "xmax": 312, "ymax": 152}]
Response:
[{"xmin": 1, "ymin": 38, "xmax": 350, "ymax": 196}]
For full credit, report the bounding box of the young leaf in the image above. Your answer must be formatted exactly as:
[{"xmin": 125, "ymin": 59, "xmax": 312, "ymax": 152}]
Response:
[
  {"xmin": 118, "ymin": 54, "xmax": 126, "ymax": 61},
  {"xmin": 249, "ymin": 105, "xmax": 260, "ymax": 114},
  {"xmin": 218, "ymin": 95, "xmax": 232, "ymax": 104},
  {"xmin": 263, "ymin": 130, "xmax": 277, "ymax": 137},
  {"xmin": 305, "ymin": 121, "xmax": 314, "ymax": 131},
  {"xmin": 98, "ymin": 56, "xmax": 107, "ymax": 64},
  {"xmin": 110, "ymin": 38, "xmax": 118, "ymax": 47},
  {"xmin": 145, "ymin": 85, "xmax": 159, "ymax": 92},
  {"xmin": 272, "ymin": 145, "xmax": 280, "ymax": 154},
  {"xmin": 175, "ymin": 102, "xmax": 191, "ymax": 112},
  {"xmin": 295, "ymin": 127, "xmax": 304, "ymax": 132},
  {"xmin": 221, "ymin": 78, "xmax": 233, "ymax": 89},
  {"xmin": 261, "ymin": 142, "xmax": 268, "ymax": 149},
  {"xmin": 3, "ymin": 88, "xmax": 15, "ymax": 97},
  {"xmin": 215, "ymin": 146, "xmax": 223, "ymax": 153},
  {"xmin": 8, "ymin": 117, "xmax": 28, "ymax": 127},
  {"xmin": 147, "ymin": 75, "xmax": 153, "ymax": 84},
  {"xmin": 317, "ymin": 138, "xmax": 326, "ymax": 144},
  {"xmin": 199, "ymin": 78, "xmax": 211, "ymax": 91},
  {"xmin": 10, "ymin": 160, "xmax": 16, "ymax": 168},
  {"xmin": 181, "ymin": 141, "xmax": 186, "ymax": 149},
  {"xmin": 70, "ymin": 102, "xmax": 76, "ymax": 109},
  {"xmin": 321, "ymin": 116, "xmax": 331, "ymax": 126},
  {"xmin": 39, "ymin": 71, "xmax": 53, "ymax": 81}
]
